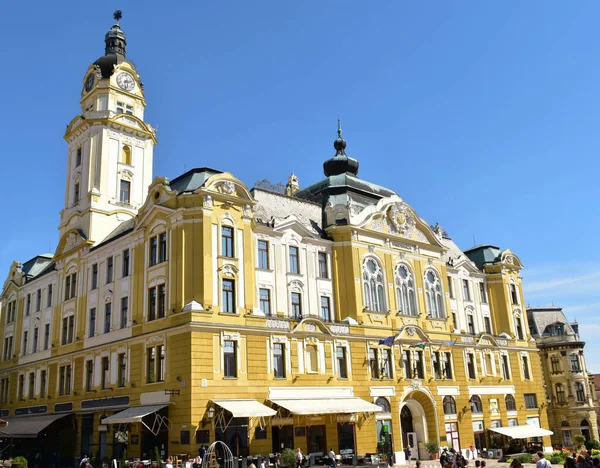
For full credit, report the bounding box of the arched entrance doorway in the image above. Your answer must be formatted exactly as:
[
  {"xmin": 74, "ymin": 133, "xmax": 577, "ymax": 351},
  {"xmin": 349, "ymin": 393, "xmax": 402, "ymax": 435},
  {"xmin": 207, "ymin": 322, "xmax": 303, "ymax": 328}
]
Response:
[
  {"xmin": 399, "ymin": 390, "xmax": 440, "ymax": 461},
  {"xmin": 581, "ymin": 420, "xmax": 591, "ymax": 441}
]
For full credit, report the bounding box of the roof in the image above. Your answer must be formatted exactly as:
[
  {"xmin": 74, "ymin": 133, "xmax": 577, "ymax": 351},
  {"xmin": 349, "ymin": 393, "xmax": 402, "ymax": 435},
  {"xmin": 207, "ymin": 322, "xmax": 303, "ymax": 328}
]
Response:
[
  {"xmin": 463, "ymin": 245, "xmax": 501, "ymax": 270},
  {"xmin": 252, "ymin": 188, "xmax": 325, "ymax": 237},
  {"xmin": 296, "ymin": 173, "xmax": 396, "ymax": 205},
  {"xmin": 526, "ymin": 306, "xmax": 579, "ymax": 341},
  {"xmin": 91, "ymin": 218, "xmax": 135, "ymax": 251},
  {"xmin": 21, "ymin": 254, "xmax": 54, "ymax": 280},
  {"xmin": 168, "ymin": 167, "xmax": 223, "ymax": 194}
]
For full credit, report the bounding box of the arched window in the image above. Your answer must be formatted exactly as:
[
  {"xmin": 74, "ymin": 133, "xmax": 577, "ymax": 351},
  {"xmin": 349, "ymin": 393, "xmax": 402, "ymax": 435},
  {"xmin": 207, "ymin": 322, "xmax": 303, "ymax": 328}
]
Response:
[
  {"xmin": 505, "ymin": 395, "xmax": 516, "ymax": 412},
  {"xmin": 424, "ymin": 269, "xmax": 445, "ymax": 318},
  {"xmin": 363, "ymin": 258, "xmax": 385, "ymax": 312},
  {"xmin": 121, "ymin": 145, "xmax": 132, "ymax": 165},
  {"xmin": 443, "ymin": 396, "xmax": 456, "ymax": 415},
  {"xmin": 395, "ymin": 264, "xmax": 418, "ymax": 316},
  {"xmin": 470, "ymin": 395, "xmax": 483, "ymax": 413},
  {"xmin": 375, "ymin": 397, "xmax": 391, "ymax": 413},
  {"xmin": 581, "ymin": 420, "xmax": 590, "ymax": 427},
  {"xmin": 561, "ymin": 421, "xmax": 570, "ymax": 427}
]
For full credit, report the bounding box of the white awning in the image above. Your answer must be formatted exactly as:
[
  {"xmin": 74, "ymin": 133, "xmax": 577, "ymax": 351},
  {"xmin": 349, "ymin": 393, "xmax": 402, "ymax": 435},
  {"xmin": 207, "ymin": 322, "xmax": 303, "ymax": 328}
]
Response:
[
  {"xmin": 212, "ymin": 400, "xmax": 276, "ymax": 418},
  {"xmin": 270, "ymin": 397, "xmax": 383, "ymax": 415},
  {"xmin": 489, "ymin": 425, "xmax": 553, "ymax": 439},
  {"xmin": 101, "ymin": 404, "xmax": 168, "ymax": 425},
  {"xmin": 0, "ymin": 414, "xmax": 69, "ymax": 438}
]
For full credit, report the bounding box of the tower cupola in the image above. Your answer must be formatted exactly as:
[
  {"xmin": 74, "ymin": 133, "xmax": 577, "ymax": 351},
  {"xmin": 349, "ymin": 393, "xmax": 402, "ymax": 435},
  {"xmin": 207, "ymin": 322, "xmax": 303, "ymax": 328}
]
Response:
[{"xmin": 323, "ymin": 119, "xmax": 360, "ymax": 177}]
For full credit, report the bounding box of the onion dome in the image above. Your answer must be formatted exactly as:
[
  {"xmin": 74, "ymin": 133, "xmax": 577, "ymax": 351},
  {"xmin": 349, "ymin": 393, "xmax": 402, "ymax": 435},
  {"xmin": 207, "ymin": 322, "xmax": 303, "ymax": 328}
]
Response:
[
  {"xmin": 323, "ymin": 119, "xmax": 360, "ymax": 177},
  {"xmin": 94, "ymin": 11, "xmax": 136, "ymax": 78}
]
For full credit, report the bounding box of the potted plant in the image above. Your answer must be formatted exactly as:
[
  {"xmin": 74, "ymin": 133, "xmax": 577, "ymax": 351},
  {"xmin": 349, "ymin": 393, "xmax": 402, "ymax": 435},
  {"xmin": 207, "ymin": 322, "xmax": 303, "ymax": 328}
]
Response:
[
  {"xmin": 425, "ymin": 440, "xmax": 440, "ymax": 460},
  {"xmin": 10, "ymin": 456, "xmax": 28, "ymax": 468},
  {"xmin": 574, "ymin": 435, "xmax": 586, "ymax": 449}
]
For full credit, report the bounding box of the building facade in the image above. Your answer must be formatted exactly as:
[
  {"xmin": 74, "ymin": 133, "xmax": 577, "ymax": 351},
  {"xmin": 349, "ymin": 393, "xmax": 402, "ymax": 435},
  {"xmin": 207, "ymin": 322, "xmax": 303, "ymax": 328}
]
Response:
[
  {"xmin": 0, "ymin": 13, "xmax": 552, "ymax": 465},
  {"xmin": 527, "ymin": 306, "xmax": 599, "ymax": 447}
]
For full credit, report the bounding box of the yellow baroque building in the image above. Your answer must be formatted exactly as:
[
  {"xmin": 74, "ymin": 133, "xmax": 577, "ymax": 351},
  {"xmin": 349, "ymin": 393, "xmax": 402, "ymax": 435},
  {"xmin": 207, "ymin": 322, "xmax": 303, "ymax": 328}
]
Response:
[{"xmin": 0, "ymin": 13, "xmax": 552, "ymax": 466}]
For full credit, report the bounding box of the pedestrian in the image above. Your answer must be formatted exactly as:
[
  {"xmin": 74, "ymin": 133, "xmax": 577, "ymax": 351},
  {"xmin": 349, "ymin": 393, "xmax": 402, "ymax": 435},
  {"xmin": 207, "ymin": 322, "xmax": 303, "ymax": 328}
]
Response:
[
  {"xmin": 249, "ymin": 464, "xmax": 256, "ymax": 468},
  {"xmin": 192, "ymin": 457, "xmax": 202, "ymax": 468},
  {"xmin": 406, "ymin": 446, "xmax": 412, "ymax": 464},
  {"xmin": 475, "ymin": 461, "xmax": 481, "ymax": 468},
  {"xmin": 166, "ymin": 459, "xmax": 174, "ymax": 468},
  {"xmin": 440, "ymin": 448, "xmax": 449, "ymax": 468},
  {"xmin": 260, "ymin": 458, "xmax": 266, "ymax": 468},
  {"xmin": 510, "ymin": 460, "xmax": 522, "ymax": 468},
  {"xmin": 577, "ymin": 456, "xmax": 588, "ymax": 468},
  {"xmin": 296, "ymin": 449, "xmax": 304, "ymax": 468},
  {"xmin": 536, "ymin": 453, "xmax": 551, "ymax": 468},
  {"xmin": 199, "ymin": 446, "xmax": 207, "ymax": 462},
  {"xmin": 416, "ymin": 462, "xmax": 422, "ymax": 468},
  {"xmin": 329, "ymin": 449, "xmax": 337, "ymax": 468}
]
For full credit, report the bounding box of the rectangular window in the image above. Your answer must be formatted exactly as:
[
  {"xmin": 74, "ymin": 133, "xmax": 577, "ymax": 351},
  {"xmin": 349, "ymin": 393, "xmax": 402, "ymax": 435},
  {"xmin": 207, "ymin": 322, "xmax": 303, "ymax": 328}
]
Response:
[
  {"xmin": 369, "ymin": 349, "xmax": 380, "ymax": 379},
  {"xmin": 119, "ymin": 180, "xmax": 131, "ymax": 204},
  {"xmin": 74, "ymin": 183, "xmax": 80, "ymax": 204},
  {"xmin": 157, "ymin": 345, "xmax": 165, "ymax": 382},
  {"xmin": 563, "ymin": 430, "xmax": 573, "ymax": 447},
  {"xmin": 501, "ymin": 355, "xmax": 510, "ymax": 380},
  {"xmin": 320, "ymin": 296, "xmax": 331, "ymax": 322},
  {"xmin": 289, "ymin": 246, "xmax": 299, "ymax": 274},
  {"xmin": 149, "ymin": 236, "xmax": 158, "ymax": 266},
  {"xmin": 551, "ymin": 356, "xmax": 561, "ymax": 373},
  {"xmin": 3, "ymin": 336, "xmax": 12, "ymax": 361},
  {"xmin": 106, "ymin": 256, "xmax": 114, "ymax": 284},
  {"xmin": 447, "ymin": 277, "xmax": 454, "ymax": 299},
  {"xmin": 222, "ymin": 280, "xmax": 235, "ymax": 313},
  {"xmin": 86, "ymin": 360, "xmax": 94, "ymax": 392},
  {"xmin": 516, "ymin": 318, "xmax": 524, "ymax": 340},
  {"xmin": 467, "ymin": 315, "xmax": 475, "ymax": 335},
  {"xmin": 65, "ymin": 273, "xmax": 77, "ymax": 300},
  {"xmin": 40, "ymin": 370, "xmax": 46, "ymax": 399},
  {"xmin": 159, "ymin": 233, "xmax": 167, "ymax": 263},
  {"xmin": 32, "ymin": 327, "xmax": 39, "ymax": 353},
  {"xmin": 59, "ymin": 365, "xmax": 72, "ymax": 396},
  {"xmin": 36, "ymin": 289, "xmax": 41, "ymax": 312},
  {"xmin": 43, "ymin": 324, "xmax": 50, "ymax": 350},
  {"xmin": 221, "ymin": 226, "xmax": 234, "ymax": 258},
  {"xmin": 259, "ymin": 289, "xmax": 271, "ymax": 315},
  {"xmin": 522, "ymin": 355, "xmax": 531, "ymax": 380},
  {"xmin": 224, "ymin": 341, "xmax": 237, "ymax": 378},
  {"xmin": 273, "ymin": 343, "xmax": 286, "ymax": 378},
  {"xmin": 101, "ymin": 356, "xmax": 109, "ymax": 390},
  {"xmin": 381, "ymin": 349, "xmax": 392, "ymax": 379},
  {"xmin": 26, "ymin": 294, "xmax": 31, "ymax": 316},
  {"xmin": 76, "ymin": 147, "xmax": 82, "ymax": 167},
  {"xmin": 120, "ymin": 297, "xmax": 128, "ymax": 329},
  {"xmin": 479, "ymin": 283, "xmax": 488, "ymax": 303},
  {"xmin": 147, "ymin": 347, "xmax": 156, "ymax": 383},
  {"xmin": 524, "ymin": 393, "xmax": 538, "ymax": 409},
  {"xmin": 28, "ymin": 372, "xmax": 35, "ymax": 399},
  {"xmin": 510, "ymin": 284, "xmax": 519, "ymax": 304},
  {"xmin": 61, "ymin": 317, "xmax": 70, "ymax": 345},
  {"xmin": 47, "ymin": 285, "xmax": 53, "ymax": 308},
  {"xmin": 91, "ymin": 264, "xmax": 98, "ymax": 290},
  {"xmin": 452, "ymin": 312, "xmax": 458, "ymax": 330},
  {"xmin": 158, "ymin": 284, "xmax": 166, "ymax": 319},
  {"xmin": 148, "ymin": 286, "xmax": 157, "ymax": 321},
  {"xmin": 18, "ymin": 374, "xmax": 24, "ymax": 401},
  {"xmin": 257, "ymin": 240, "xmax": 269, "ymax": 269},
  {"xmin": 336, "ymin": 346, "xmax": 348, "ymax": 379},
  {"xmin": 122, "ymin": 249, "xmax": 130, "ymax": 277},
  {"xmin": 402, "ymin": 350, "xmax": 412, "ymax": 378},
  {"xmin": 117, "ymin": 101, "xmax": 125, "ymax": 114},
  {"xmin": 118, "ymin": 353, "xmax": 126, "ymax": 388},
  {"xmin": 318, "ymin": 252, "xmax": 328, "ymax": 278},
  {"xmin": 569, "ymin": 354, "xmax": 581, "ymax": 372},
  {"xmin": 104, "ymin": 302, "xmax": 112, "ymax": 333},
  {"xmin": 291, "ymin": 292, "xmax": 302, "ymax": 319},
  {"xmin": 462, "ymin": 280, "xmax": 471, "ymax": 301},
  {"xmin": 443, "ymin": 352, "xmax": 453, "ymax": 379},
  {"xmin": 22, "ymin": 331, "xmax": 28, "ymax": 356},
  {"xmin": 466, "ymin": 352, "xmax": 476, "ymax": 379},
  {"xmin": 484, "ymin": 316, "xmax": 492, "ymax": 334},
  {"xmin": 433, "ymin": 352, "xmax": 442, "ymax": 379},
  {"xmin": 576, "ymin": 384, "xmax": 586, "ymax": 402},
  {"xmin": 414, "ymin": 350, "xmax": 424, "ymax": 379}
]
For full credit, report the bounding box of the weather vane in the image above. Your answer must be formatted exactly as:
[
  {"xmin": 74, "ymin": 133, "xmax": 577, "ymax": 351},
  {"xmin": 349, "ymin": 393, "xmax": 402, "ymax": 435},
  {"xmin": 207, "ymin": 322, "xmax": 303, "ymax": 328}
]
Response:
[{"xmin": 113, "ymin": 10, "xmax": 123, "ymax": 24}]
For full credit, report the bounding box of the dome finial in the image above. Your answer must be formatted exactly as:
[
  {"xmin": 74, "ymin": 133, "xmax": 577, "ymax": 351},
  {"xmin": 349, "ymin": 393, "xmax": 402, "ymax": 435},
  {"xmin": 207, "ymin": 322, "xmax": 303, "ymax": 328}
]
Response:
[
  {"xmin": 113, "ymin": 10, "xmax": 123, "ymax": 25},
  {"xmin": 334, "ymin": 117, "xmax": 347, "ymax": 155},
  {"xmin": 104, "ymin": 10, "xmax": 127, "ymax": 57}
]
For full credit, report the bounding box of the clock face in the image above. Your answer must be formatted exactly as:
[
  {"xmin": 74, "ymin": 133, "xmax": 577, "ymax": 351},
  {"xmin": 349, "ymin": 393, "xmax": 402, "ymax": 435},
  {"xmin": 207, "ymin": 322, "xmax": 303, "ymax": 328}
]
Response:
[
  {"xmin": 116, "ymin": 72, "xmax": 135, "ymax": 91},
  {"xmin": 85, "ymin": 74, "xmax": 95, "ymax": 92}
]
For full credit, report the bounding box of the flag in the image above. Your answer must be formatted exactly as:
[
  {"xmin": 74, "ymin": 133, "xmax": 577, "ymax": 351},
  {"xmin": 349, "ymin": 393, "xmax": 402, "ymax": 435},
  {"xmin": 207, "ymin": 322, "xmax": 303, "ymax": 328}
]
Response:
[
  {"xmin": 409, "ymin": 339, "xmax": 428, "ymax": 349},
  {"xmin": 439, "ymin": 341, "xmax": 456, "ymax": 351},
  {"xmin": 379, "ymin": 336, "xmax": 395, "ymax": 347}
]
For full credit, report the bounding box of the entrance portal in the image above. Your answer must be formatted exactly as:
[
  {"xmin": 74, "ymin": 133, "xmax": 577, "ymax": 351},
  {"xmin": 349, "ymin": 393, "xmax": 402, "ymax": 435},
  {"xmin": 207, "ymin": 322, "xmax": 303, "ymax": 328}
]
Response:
[
  {"xmin": 400, "ymin": 406, "xmax": 414, "ymax": 448},
  {"xmin": 399, "ymin": 391, "xmax": 439, "ymax": 461}
]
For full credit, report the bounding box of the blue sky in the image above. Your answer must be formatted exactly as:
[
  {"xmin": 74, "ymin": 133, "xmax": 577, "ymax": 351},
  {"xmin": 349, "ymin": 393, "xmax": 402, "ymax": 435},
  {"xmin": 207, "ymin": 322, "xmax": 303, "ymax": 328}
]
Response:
[{"xmin": 2, "ymin": 2, "xmax": 599, "ymax": 369}]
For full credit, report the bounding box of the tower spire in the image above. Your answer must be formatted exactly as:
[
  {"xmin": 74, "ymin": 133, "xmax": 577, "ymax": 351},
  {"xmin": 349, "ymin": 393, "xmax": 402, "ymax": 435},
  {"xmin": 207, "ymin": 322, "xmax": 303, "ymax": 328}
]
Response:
[
  {"xmin": 113, "ymin": 10, "xmax": 123, "ymax": 25},
  {"xmin": 104, "ymin": 10, "xmax": 127, "ymax": 57},
  {"xmin": 323, "ymin": 118, "xmax": 359, "ymax": 176}
]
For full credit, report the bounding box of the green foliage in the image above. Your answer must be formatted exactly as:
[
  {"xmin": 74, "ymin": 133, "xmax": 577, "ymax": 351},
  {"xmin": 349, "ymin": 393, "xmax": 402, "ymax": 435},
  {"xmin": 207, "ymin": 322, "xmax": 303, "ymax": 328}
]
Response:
[
  {"xmin": 518, "ymin": 454, "xmax": 533, "ymax": 463},
  {"xmin": 575, "ymin": 435, "xmax": 586, "ymax": 446},
  {"xmin": 425, "ymin": 440, "xmax": 439, "ymax": 454},
  {"xmin": 154, "ymin": 447, "xmax": 161, "ymax": 464},
  {"xmin": 506, "ymin": 459, "xmax": 514, "ymax": 465},
  {"xmin": 121, "ymin": 449, "xmax": 128, "ymax": 468},
  {"xmin": 11, "ymin": 456, "xmax": 28, "ymax": 467},
  {"xmin": 282, "ymin": 449, "xmax": 297, "ymax": 468},
  {"xmin": 586, "ymin": 440, "xmax": 600, "ymax": 450},
  {"xmin": 547, "ymin": 452, "xmax": 565, "ymax": 465}
]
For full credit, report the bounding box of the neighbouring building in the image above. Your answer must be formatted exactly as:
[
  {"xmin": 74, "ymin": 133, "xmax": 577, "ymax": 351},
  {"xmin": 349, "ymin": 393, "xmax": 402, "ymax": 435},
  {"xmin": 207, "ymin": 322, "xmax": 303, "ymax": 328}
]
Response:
[
  {"xmin": 527, "ymin": 306, "xmax": 599, "ymax": 447},
  {"xmin": 0, "ymin": 12, "xmax": 552, "ymax": 465}
]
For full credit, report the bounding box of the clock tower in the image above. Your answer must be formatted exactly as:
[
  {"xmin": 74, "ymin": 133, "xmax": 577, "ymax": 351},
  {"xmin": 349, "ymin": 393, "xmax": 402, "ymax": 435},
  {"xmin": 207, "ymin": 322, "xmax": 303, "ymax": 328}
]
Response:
[{"xmin": 60, "ymin": 11, "xmax": 156, "ymax": 245}]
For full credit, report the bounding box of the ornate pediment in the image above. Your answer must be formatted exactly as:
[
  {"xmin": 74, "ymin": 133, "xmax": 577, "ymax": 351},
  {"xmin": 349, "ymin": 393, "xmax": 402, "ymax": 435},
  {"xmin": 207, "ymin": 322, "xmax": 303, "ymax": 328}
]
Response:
[
  {"xmin": 54, "ymin": 229, "xmax": 89, "ymax": 259},
  {"xmin": 386, "ymin": 202, "xmax": 416, "ymax": 236}
]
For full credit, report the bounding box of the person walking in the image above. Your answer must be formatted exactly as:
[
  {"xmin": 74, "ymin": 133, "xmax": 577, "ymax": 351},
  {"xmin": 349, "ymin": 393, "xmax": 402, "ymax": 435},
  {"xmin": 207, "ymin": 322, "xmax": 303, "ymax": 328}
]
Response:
[
  {"xmin": 296, "ymin": 449, "xmax": 304, "ymax": 468},
  {"xmin": 536, "ymin": 453, "xmax": 551, "ymax": 468},
  {"xmin": 328, "ymin": 449, "xmax": 336, "ymax": 468}
]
